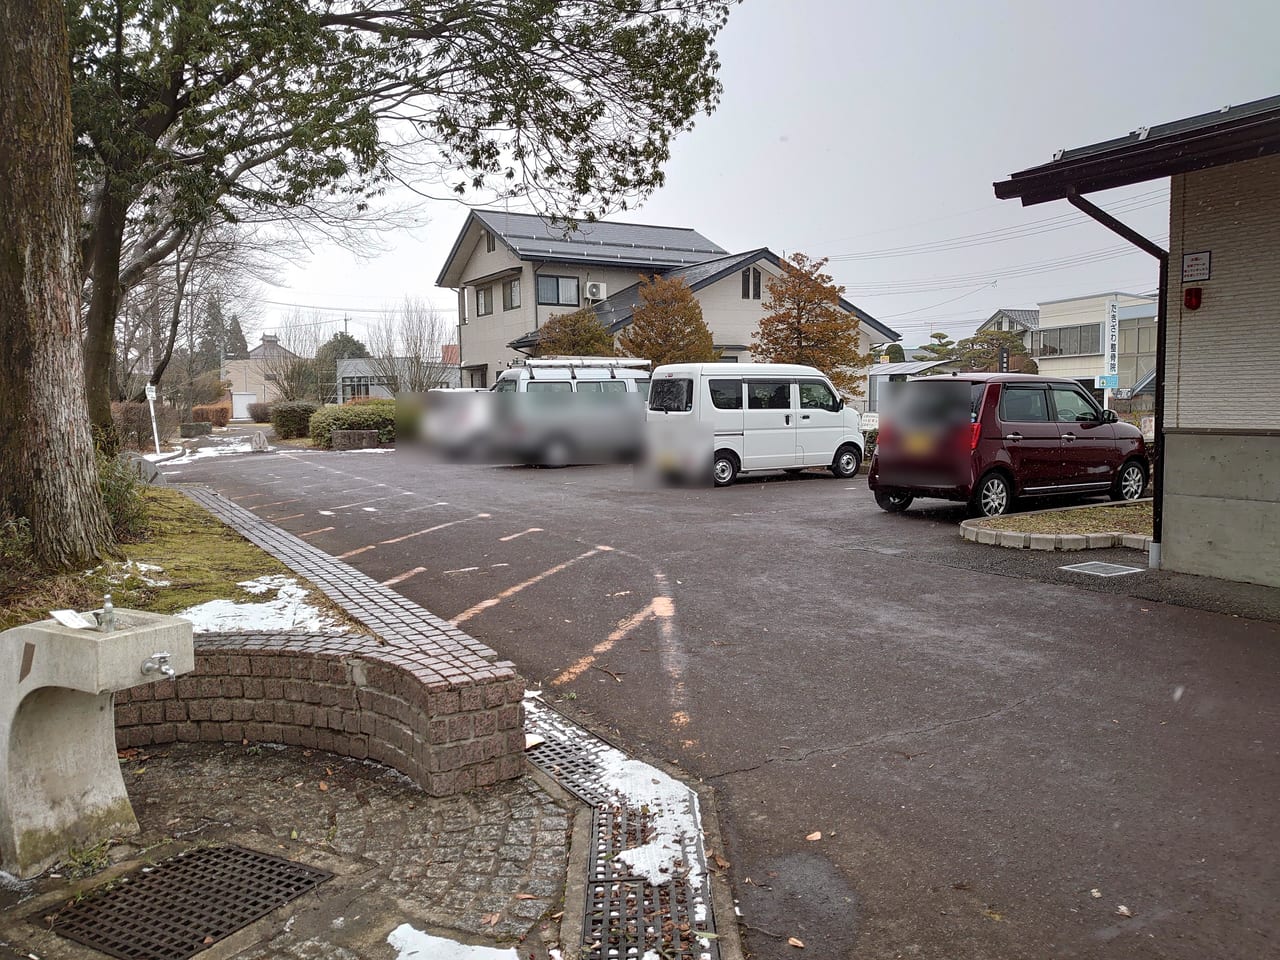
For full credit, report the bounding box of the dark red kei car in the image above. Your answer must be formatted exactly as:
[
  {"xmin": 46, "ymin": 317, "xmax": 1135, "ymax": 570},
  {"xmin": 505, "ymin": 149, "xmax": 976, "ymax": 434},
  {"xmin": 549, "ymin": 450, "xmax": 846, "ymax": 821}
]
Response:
[{"xmin": 867, "ymin": 373, "xmax": 1149, "ymax": 517}]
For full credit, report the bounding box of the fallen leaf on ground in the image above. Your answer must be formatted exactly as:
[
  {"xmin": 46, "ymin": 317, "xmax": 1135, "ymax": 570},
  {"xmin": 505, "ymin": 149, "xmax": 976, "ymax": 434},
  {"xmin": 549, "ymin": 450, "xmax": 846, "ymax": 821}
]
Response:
[
  {"xmin": 1116, "ymin": 905, "xmax": 1133, "ymax": 917},
  {"xmin": 805, "ymin": 831, "xmax": 822, "ymax": 841},
  {"xmin": 525, "ymin": 733, "xmax": 546, "ymax": 750},
  {"xmin": 515, "ymin": 893, "xmax": 536, "ymax": 900},
  {"xmin": 318, "ymin": 781, "xmax": 329, "ymax": 792},
  {"xmin": 481, "ymin": 912, "xmax": 500, "ymax": 926},
  {"xmin": 712, "ymin": 851, "xmax": 731, "ymax": 870},
  {"xmin": 787, "ymin": 936, "xmax": 805, "ymax": 948},
  {"xmin": 203, "ymin": 935, "xmax": 215, "ymax": 945}
]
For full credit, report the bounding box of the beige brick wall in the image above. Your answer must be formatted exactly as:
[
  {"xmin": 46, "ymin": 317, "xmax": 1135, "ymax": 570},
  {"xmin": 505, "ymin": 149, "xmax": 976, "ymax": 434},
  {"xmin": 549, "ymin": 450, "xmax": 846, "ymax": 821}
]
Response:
[{"xmin": 1165, "ymin": 155, "xmax": 1280, "ymax": 430}]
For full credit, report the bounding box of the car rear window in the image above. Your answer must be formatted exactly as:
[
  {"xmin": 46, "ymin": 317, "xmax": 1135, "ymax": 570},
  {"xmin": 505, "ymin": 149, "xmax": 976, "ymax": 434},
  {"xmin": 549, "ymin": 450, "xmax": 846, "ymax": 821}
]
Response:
[
  {"xmin": 885, "ymin": 379, "xmax": 985, "ymax": 425},
  {"xmin": 649, "ymin": 378, "xmax": 693, "ymax": 412},
  {"xmin": 708, "ymin": 379, "xmax": 743, "ymax": 409}
]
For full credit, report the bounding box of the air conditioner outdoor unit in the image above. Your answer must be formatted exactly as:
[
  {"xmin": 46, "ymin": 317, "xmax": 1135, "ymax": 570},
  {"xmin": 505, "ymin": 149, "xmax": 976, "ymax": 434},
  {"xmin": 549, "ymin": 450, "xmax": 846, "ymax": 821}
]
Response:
[{"xmin": 584, "ymin": 281, "xmax": 607, "ymax": 301}]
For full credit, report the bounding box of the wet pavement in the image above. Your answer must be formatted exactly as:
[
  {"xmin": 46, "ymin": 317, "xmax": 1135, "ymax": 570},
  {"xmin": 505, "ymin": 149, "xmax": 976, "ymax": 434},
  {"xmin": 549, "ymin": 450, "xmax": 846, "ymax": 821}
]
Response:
[
  {"xmin": 158, "ymin": 445, "xmax": 1280, "ymax": 959},
  {"xmin": 0, "ymin": 742, "xmax": 570, "ymax": 959}
]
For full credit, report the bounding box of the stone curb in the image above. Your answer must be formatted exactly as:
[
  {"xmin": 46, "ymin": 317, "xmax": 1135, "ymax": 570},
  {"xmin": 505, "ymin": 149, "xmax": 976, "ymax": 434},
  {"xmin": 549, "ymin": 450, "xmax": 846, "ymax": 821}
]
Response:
[{"xmin": 961, "ymin": 517, "xmax": 1152, "ymax": 552}]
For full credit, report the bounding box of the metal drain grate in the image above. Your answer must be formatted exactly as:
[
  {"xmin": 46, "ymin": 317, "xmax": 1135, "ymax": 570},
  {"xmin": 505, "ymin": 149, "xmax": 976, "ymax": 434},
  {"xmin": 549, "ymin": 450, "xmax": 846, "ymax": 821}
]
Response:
[
  {"xmin": 1059, "ymin": 560, "xmax": 1145, "ymax": 577},
  {"xmin": 33, "ymin": 845, "xmax": 331, "ymax": 960},
  {"xmin": 525, "ymin": 698, "xmax": 718, "ymax": 960}
]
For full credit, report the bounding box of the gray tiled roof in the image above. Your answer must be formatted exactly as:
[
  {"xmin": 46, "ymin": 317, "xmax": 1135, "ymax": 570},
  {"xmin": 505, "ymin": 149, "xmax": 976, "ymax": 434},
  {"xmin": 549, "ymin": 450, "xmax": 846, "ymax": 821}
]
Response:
[
  {"xmin": 474, "ymin": 210, "xmax": 726, "ymax": 269},
  {"xmin": 1000, "ymin": 308, "xmax": 1040, "ymax": 330}
]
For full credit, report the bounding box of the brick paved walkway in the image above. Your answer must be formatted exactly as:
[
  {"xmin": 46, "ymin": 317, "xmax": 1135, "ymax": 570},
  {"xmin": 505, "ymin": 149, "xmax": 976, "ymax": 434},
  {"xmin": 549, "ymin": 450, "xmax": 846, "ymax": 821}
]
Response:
[{"xmin": 181, "ymin": 485, "xmax": 514, "ymax": 689}]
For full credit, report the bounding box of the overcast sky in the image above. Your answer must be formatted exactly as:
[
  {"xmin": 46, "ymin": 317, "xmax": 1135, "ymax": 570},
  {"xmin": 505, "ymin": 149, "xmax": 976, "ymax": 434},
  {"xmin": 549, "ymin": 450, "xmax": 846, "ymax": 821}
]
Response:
[{"xmin": 251, "ymin": 0, "xmax": 1280, "ymax": 350}]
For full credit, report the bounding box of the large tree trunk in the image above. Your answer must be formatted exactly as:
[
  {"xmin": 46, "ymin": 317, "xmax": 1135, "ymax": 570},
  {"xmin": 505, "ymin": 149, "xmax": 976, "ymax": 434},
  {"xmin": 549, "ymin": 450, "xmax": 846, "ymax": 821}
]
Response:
[
  {"xmin": 82, "ymin": 186, "xmax": 130, "ymax": 449},
  {"xmin": 0, "ymin": 0, "xmax": 115, "ymax": 569}
]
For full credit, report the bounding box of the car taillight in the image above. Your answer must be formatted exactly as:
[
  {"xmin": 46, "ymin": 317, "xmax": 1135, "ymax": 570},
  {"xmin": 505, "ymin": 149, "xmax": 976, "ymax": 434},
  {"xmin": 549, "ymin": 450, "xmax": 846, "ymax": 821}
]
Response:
[
  {"xmin": 969, "ymin": 421, "xmax": 982, "ymax": 450},
  {"xmin": 877, "ymin": 422, "xmax": 893, "ymax": 447}
]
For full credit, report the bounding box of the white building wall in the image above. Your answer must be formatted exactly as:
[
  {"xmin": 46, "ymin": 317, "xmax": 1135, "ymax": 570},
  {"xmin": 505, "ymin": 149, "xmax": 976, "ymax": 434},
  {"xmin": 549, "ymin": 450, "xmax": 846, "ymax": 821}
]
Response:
[
  {"xmin": 1161, "ymin": 153, "xmax": 1280, "ymax": 587},
  {"xmin": 1034, "ymin": 292, "xmax": 1153, "ymax": 383}
]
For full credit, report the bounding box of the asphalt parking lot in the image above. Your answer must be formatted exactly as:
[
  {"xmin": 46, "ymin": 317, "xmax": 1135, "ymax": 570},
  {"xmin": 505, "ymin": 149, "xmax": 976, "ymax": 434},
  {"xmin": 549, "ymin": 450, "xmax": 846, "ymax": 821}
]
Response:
[{"xmin": 170, "ymin": 446, "xmax": 1280, "ymax": 960}]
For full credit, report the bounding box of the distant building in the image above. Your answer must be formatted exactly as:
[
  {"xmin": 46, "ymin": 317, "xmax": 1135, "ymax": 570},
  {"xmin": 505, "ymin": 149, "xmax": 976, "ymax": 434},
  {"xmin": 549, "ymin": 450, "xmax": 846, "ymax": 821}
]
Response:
[
  {"xmin": 223, "ymin": 335, "xmax": 302, "ymax": 416},
  {"xmin": 336, "ymin": 348, "xmax": 460, "ymax": 403},
  {"xmin": 436, "ymin": 210, "xmax": 900, "ymax": 390}
]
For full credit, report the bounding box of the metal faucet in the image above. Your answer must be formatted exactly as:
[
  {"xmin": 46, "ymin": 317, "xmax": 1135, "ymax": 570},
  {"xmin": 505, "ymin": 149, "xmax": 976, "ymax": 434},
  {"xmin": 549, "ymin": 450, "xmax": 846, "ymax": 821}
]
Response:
[
  {"xmin": 97, "ymin": 593, "xmax": 116, "ymax": 632},
  {"xmin": 141, "ymin": 652, "xmax": 175, "ymax": 679}
]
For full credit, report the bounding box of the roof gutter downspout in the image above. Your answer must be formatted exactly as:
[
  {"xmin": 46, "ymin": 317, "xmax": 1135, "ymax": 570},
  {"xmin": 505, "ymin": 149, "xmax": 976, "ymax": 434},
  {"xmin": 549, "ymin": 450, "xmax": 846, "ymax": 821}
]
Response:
[{"xmin": 1065, "ymin": 190, "xmax": 1168, "ymax": 568}]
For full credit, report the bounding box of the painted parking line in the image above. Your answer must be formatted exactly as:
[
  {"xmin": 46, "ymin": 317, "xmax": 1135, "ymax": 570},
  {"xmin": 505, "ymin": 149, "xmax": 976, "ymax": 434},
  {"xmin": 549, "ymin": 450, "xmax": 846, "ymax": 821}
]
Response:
[
  {"xmin": 230, "ymin": 492, "xmax": 270, "ymax": 502},
  {"xmin": 298, "ymin": 526, "xmax": 335, "ymax": 538},
  {"xmin": 329, "ymin": 493, "xmax": 411, "ymax": 510},
  {"xmin": 553, "ymin": 600, "xmax": 661, "ymax": 685},
  {"xmin": 382, "ymin": 566, "xmax": 428, "ymax": 587},
  {"xmin": 269, "ymin": 513, "xmax": 305, "ymax": 522},
  {"xmin": 499, "ymin": 527, "xmax": 544, "ymax": 542},
  {"xmin": 255, "ymin": 498, "xmax": 301, "ymax": 509},
  {"xmin": 337, "ymin": 513, "xmax": 491, "ymax": 560},
  {"xmin": 450, "ymin": 546, "xmax": 612, "ymax": 626},
  {"xmin": 443, "ymin": 566, "xmax": 480, "ymax": 575}
]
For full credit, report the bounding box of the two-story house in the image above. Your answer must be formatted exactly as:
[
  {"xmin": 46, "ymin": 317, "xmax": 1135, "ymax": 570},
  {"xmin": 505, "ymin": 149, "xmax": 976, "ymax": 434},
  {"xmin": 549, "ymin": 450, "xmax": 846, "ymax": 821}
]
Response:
[{"xmin": 436, "ymin": 210, "xmax": 900, "ymax": 387}]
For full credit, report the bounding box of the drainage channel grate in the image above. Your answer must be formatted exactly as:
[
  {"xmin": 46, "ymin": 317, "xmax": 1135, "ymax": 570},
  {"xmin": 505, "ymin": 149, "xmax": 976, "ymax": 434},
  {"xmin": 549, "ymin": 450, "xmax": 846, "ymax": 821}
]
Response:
[
  {"xmin": 1059, "ymin": 560, "xmax": 1145, "ymax": 577},
  {"xmin": 525, "ymin": 698, "xmax": 719, "ymax": 960},
  {"xmin": 32, "ymin": 845, "xmax": 332, "ymax": 960}
]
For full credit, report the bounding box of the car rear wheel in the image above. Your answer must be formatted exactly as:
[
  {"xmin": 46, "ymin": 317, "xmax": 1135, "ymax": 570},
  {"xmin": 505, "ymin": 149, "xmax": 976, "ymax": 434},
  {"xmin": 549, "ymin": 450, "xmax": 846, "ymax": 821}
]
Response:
[
  {"xmin": 830, "ymin": 444, "xmax": 861, "ymax": 479},
  {"xmin": 1111, "ymin": 459, "xmax": 1147, "ymax": 501},
  {"xmin": 971, "ymin": 472, "xmax": 1013, "ymax": 517},
  {"xmin": 874, "ymin": 490, "xmax": 914, "ymax": 513},
  {"xmin": 713, "ymin": 450, "xmax": 739, "ymax": 487}
]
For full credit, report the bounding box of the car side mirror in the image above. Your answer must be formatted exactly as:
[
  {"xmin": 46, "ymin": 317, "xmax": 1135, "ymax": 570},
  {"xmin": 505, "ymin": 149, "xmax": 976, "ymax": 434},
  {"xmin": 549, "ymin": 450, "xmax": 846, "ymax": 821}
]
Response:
[
  {"xmin": 1102, "ymin": 409, "xmax": 1118, "ymax": 424},
  {"xmin": 835, "ymin": 398, "xmax": 844, "ymax": 411}
]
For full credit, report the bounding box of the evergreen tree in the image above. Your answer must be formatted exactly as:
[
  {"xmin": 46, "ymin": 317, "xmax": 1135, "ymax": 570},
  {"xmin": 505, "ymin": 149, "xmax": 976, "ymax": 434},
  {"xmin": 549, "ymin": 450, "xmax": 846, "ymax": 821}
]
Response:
[
  {"xmin": 885, "ymin": 342, "xmax": 906, "ymax": 362},
  {"xmin": 618, "ymin": 274, "xmax": 717, "ymax": 366},
  {"xmin": 535, "ymin": 308, "xmax": 615, "ymax": 357},
  {"xmin": 225, "ymin": 314, "xmax": 249, "ymax": 359},
  {"xmin": 955, "ymin": 330, "xmax": 1037, "ymax": 373},
  {"xmin": 751, "ymin": 253, "xmax": 875, "ymax": 396},
  {"xmin": 917, "ymin": 331, "xmax": 957, "ymax": 363}
]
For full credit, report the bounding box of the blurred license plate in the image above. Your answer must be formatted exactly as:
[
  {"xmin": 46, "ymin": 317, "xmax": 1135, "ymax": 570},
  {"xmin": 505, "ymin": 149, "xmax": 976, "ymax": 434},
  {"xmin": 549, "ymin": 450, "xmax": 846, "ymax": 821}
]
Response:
[{"xmin": 904, "ymin": 432, "xmax": 933, "ymax": 455}]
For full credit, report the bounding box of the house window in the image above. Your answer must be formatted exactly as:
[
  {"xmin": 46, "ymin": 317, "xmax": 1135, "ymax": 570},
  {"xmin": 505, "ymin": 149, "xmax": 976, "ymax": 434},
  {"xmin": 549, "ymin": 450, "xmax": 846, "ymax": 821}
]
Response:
[
  {"xmin": 484, "ymin": 229, "xmax": 495, "ymax": 253},
  {"xmin": 503, "ymin": 278, "xmax": 521, "ymax": 311},
  {"xmin": 741, "ymin": 267, "xmax": 762, "ymax": 300},
  {"xmin": 752, "ymin": 267, "xmax": 761, "ymax": 300},
  {"xmin": 476, "ymin": 286, "xmax": 494, "ymax": 316},
  {"xmin": 1034, "ymin": 323, "xmax": 1101, "ymax": 357},
  {"xmin": 537, "ymin": 275, "xmax": 579, "ymax": 306}
]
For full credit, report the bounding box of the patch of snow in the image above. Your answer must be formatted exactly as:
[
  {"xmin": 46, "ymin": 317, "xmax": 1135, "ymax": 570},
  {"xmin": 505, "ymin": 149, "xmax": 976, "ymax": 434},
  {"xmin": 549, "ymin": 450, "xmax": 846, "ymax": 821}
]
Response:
[
  {"xmin": 111, "ymin": 559, "xmax": 171, "ymax": 588},
  {"xmin": 0, "ymin": 869, "xmax": 28, "ymax": 889},
  {"xmin": 175, "ymin": 575, "xmax": 345, "ymax": 633},
  {"xmin": 163, "ymin": 435, "xmax": 275, "ymax": 465},
  {"xmin": 386, "ymin": 925, "xmax": 518, "ymax": 959},
  {"xmin": 597, "ymin": 750, "xmax": 704, "ymax": 889}
]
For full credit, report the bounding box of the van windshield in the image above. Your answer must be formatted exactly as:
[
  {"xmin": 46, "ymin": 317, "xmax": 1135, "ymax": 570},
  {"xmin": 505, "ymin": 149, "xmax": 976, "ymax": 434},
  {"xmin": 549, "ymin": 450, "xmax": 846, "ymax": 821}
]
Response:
[{"xmin": 649, "ymin": 378, "xmax": 692, "ymax": 412}]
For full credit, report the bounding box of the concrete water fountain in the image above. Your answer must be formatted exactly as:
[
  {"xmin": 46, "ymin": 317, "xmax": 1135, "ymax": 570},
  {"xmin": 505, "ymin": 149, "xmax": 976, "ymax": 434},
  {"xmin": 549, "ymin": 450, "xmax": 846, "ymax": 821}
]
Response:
[{"xmin": 0, "ymin": 599, "xmax": 193, "ymax": 878}]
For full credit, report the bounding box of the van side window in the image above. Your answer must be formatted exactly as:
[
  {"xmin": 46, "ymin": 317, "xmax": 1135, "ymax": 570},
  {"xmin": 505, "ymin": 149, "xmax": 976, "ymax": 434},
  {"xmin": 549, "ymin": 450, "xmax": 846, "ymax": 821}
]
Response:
[
  {"xmin": 649, "ymin": 378, "xmax": 693, "ymax": 412},
  {"xmin": 999, "ymin": 385, "xmax": 1050, "ymax": 422},
  {"xmin": 747, "ymin": 380, "xmax": 791, "ymax": 410},
  {"xmin": 493, "ymin": 379, "xmax": 517, "ymax": 392},
  {"xmin": 708, "ymin": 379, "xmax": 743, "ymax": 410},
  {"xmin": 526, "ymin": 380, "xmax": 573, "ymax": 392},
  {"xmin": 799, "ymin": 381, "xmax": 839, "ymax": 412}
]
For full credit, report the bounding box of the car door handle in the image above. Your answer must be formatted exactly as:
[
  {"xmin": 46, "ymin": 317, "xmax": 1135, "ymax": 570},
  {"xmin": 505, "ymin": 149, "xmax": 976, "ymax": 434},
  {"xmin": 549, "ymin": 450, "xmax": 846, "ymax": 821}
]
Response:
[
  {"xmin": 785, "ymin": 414, "xmax": 792, "ymax": 425},
  {"xmin": 1005, "ymin": 433, "xmax": 1023, "ymax": 441},
  {"xmin": 800, "ymin": 414, "xmax": 811, "ymax": 421},
  {"xmin": 1062, "ymin": 433, "xmax": 1076, "ymax": 442}
]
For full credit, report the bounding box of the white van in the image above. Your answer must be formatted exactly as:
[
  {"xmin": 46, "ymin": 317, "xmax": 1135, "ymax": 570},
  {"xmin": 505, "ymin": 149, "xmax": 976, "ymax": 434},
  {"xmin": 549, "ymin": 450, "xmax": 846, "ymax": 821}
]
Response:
[
  {"xmin": 647, "ymin": 363, "xmax": 865, "ymax": 486},
  {"xmin": 493, "ymin": 356, "xmax": 651, "ymax": 396}
]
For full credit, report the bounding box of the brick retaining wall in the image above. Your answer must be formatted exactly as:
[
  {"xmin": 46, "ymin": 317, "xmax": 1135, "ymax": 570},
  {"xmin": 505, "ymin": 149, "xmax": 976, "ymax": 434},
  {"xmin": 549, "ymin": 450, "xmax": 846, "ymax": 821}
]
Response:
[{"xmin": 116, "ymin": 634, "xmax": 524, "ymax": 795}]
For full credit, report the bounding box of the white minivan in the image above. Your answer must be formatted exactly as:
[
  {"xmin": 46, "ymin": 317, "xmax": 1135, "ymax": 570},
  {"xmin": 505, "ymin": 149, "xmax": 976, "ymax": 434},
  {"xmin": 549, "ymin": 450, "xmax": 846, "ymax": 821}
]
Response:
[{"xmin": 647, "ymin": 363, "xmax": 865, "ymax": 486}]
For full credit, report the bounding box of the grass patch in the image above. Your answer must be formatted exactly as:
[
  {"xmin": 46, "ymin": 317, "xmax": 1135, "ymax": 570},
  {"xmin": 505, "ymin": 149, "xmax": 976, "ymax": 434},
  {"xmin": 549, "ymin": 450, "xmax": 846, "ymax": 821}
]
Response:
[
  {"xmin": 977, "ymin": 501, "xmax": 1152, "ymax": 537},
  {"xmin": 0, "ymin": 487, "xmax": 360, "ymax": 634},
  {"xmin": 272, "ymin": 435, "xmax": 316, "ymax": 449}
]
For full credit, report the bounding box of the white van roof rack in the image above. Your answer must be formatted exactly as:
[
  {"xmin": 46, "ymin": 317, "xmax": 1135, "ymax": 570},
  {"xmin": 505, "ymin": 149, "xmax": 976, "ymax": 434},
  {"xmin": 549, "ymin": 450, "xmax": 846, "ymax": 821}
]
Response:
[{"xmin": 522, "ymin": 356, "xmax": 650, "ymax": 369}]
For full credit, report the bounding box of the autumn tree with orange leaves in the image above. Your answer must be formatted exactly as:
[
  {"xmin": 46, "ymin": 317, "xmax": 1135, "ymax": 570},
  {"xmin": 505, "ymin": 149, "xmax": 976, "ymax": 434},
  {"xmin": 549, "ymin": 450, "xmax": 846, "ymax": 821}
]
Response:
[
  {"xmin": 618, "ymin": 274, "xmax": 717, "ymax": 366},
  {"xmin": 751, "ymin": 253, "xmax": 875, "ymax": 396}
]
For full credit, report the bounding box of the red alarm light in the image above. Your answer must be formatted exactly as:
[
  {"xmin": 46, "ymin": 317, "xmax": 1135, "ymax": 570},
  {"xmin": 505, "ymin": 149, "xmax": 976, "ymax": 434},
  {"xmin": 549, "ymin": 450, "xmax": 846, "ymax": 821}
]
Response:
[{"xmin": 1184, "ymin": 287, "xmax": 1203, "ymax": 310}]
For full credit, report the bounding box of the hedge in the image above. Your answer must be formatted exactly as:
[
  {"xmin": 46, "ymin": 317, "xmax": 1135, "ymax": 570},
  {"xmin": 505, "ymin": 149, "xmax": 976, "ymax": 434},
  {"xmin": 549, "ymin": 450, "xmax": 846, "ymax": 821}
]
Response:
[
  {"xmin": 272, "ymin": 401, "xmax": 319, "ymax": 440},
  {"xmin": 247, "ymin": 402, "xmax": 273, "ymax": 423},
  {"xmin": 111, "ymin": 401, "xmax": 179, "ymax": 450},
  {"xmin": 309, "ymin": 399, "xmax": 396, "ymax": 449},
  {"xmin": 191, "ymin": 403, "xmax": 231, "ymax": 427}
]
